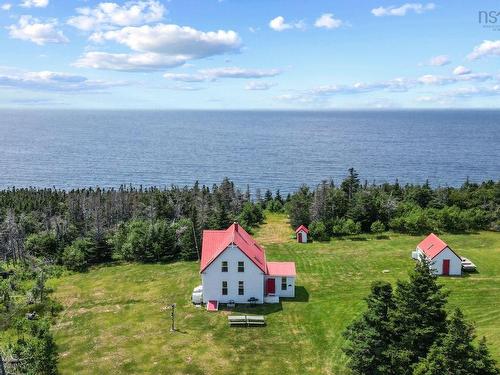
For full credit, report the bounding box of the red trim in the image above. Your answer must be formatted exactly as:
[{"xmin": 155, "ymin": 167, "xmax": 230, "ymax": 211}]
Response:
[
  {"xmin": 442, "ymin": 259, "xmax": 450, "ymax": 276},
  {"xmin": 266, "ymin": 278, "xmax": 275, "ymax": 294}
]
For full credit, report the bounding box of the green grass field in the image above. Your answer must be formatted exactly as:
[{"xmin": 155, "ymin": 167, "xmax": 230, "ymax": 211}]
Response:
[{"xmin": 50, "ymin": 213, "xmax": 500, "ymax": 374}]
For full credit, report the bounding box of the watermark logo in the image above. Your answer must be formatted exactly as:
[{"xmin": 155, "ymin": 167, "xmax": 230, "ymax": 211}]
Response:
[{"xmin": 479, "ymin": 10, "xmax": 500, "ymax": 31}]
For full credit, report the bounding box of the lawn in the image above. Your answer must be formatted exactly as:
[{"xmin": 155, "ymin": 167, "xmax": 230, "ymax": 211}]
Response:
[{"xmin": 50, "ymin": 213, "xmax": 500, "ymax": 374}]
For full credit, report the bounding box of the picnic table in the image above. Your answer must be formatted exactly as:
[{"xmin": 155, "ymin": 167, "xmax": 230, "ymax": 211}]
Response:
[{"xmin": 228, "ymin": 315, "xmax": 266, "ymax": 327}]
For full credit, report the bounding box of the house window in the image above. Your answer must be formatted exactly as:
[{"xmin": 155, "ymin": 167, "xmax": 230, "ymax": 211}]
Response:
[
  {"xmin": 221, "ymin": 261, "xmax": 228, "ymax": 272},
  {"xmin": 238, "ymin": 261, "xmax": 244, "ymax": 272},
  {"xmin": 222, "ymin": 281, "xmax": 228, "ymax": 295},
  {"xmin": 281, "ymin": 277, "xmax": 287, "ymax": 290},
  {"xmin": 238, "ymin": 281, "xmax": 244, "ymax": 295}
]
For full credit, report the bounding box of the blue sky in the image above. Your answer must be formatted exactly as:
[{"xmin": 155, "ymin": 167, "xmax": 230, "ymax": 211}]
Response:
[{"xmin": 0, "ymin": 0, "xmax": 499, "ymax": 109}]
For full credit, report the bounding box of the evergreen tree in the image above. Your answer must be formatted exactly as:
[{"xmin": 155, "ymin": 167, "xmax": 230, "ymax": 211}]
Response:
[
  {"xmin": 343, "ymin": 281, "xmax": 395, "ymax": 375},
  {"xmin": 341, "ymin": 168, "xmax": 361, "ymax": 201},
  {"xmin": 286, "ymin": 185, "xmax": 312, "ymax": 228},
  {"xmin": 389, "ymin": 257, "xmax": 449, "ymax": 374},
  {"xmin": 414, "ymin": 309, "xmax": 500, "ymax": 375}
]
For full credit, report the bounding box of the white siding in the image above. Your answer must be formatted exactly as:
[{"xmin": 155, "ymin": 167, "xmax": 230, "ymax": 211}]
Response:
[
  {"xmin": 201, "ymin": 245, "xmax": 265, "ymax": 304},
  {"xmin": 297, "ymin": 230, "xmax": 307, "ymax": 243},
  {"xmin": 416, "ymin": 247, "xmax": 461, "ymax": 276},
  {"xmin": 431, "ymin": 247, "xmax": 462, "ymax": 275},
  {"xmin": 265, "ymin": 275, "xmax": 295, "ymax": 298}
]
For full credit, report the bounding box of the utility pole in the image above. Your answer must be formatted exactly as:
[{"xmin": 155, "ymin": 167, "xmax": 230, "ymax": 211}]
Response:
[{"xmin": 170, "ymin": 303, "xmax": 176, "ymax": 332}]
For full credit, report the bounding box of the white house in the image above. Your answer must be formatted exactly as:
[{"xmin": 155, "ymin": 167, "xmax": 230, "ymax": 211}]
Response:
[
  {"xmin": 412, "ymin": 233, "xmax": 462, "ymax": 276},
  {"xmin": 199, "ymin": 222, "xmax": 296, "ymax": 309},
  {"xmin": 295, "ymin": 225, "xmax": 308, "ymax": 243}
]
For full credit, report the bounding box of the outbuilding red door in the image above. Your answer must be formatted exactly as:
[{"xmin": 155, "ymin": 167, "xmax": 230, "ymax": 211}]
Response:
[
  {"xmin": 298, "ymin": 232, "xmax": 303, "ymax": 243},
  {"xmin": 442, "ymin": 259, "xmax": 450, "ymax": 275},
  {"xmin": 266, "ymin": 278, "xmax": 275, "ymax": 294}
]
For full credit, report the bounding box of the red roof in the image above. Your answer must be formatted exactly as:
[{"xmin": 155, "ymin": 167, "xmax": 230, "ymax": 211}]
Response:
[
  {"xmin": 267, "ymin": 262, "xmax": 296, "ymax": 276},
  {"xmin": 295, "ymin": 225, "xmax": 309, "ymax": 234},
  {"xmin": 417, "ymin": 233, "xmax": 451, "ymax": 259},
  {"xmin": 200, "ymin": 223, "xmax": 267, "ymax": 273}
]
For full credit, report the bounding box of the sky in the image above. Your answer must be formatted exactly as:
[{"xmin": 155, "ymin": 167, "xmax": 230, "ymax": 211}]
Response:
[{"xmin": 0, "ymin": 0, "xmax": 500, "ymax": 109}]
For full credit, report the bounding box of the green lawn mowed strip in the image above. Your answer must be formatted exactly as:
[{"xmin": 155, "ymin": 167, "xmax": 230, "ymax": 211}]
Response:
[{"xmin": 51, "ymin": 216, "xmax": 500, "ymax": 374}]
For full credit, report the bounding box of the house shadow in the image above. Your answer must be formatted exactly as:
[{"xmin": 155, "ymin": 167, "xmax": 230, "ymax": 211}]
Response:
[{"xmin": 283, "ymin": 286, "xmax": 309, "ymax": 303}]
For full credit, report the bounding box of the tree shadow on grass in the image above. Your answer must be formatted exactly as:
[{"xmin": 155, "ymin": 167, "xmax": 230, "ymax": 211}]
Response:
[
  {"xmin": 350, "ymin": 237, "xmax": 368, "ymax": 241},
  {"xmin": 375, "ymin": 234, "xmax": 391, "ymax": 240}
]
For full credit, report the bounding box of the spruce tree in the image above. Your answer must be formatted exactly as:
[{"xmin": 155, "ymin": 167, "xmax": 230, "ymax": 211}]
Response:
[
  {"xmin": 414, "ymin": 308, "xmax": 500, "ymax": 375},
  {"xmin": 343, "ymin": 281, "xmax": 395, "ymax": 375},
  {"xmin": 389, "ymin": 257, "xmax": 449, "ymax": 374}
]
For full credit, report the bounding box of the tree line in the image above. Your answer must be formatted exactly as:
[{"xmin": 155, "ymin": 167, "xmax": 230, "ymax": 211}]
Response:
[
  {"xmin": 0, "ymin": 179, "xmax": 264, "ymax": 270},
  {"xmin": 285, "ymin": 169, "xmax": 499, "ymax": 240}
]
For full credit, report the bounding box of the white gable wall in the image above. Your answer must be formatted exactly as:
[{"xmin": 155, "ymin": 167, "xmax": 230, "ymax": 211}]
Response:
[
  {"xmin": 201, "ymin": 244, "xmax": 265, "ymax": 304},
  {"xmin": 431, "ymin": 246, "xmax": 461, "ymax": 275},
  {"xmin": 417, "ymin": 247, "xmax": 461, "ymax": 276}
]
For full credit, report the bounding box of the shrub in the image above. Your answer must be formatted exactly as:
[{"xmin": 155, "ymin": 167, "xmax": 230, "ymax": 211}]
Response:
[
  {"xmin": 370, "ymin": 220, "xmax": 386, "ymax": 234},
  {"xmin": 9, "ymin": 319, "xmax": 58, "ymax": 375},
  {"xmin": 309, "ymin": 220, "xmax": 329, "ymax": 241},
  {"xmin": 24, "ymin": 232, "xmax": 58, "ymax": 260},
  {"xmin": 343, "ymin": 219, "xmax": 362, "ymax": 235},
  {"xmin": 332, "ymin": 218, "xmax": 362, "ymax": 236},
  {"xmin": 62, "ymin": 238, "xmax": 92, "ymax": 271}
]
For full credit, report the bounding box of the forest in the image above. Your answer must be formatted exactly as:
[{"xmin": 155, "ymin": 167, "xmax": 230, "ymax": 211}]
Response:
[{"xmin": 0, "ymin": 170, "xmax": 499, "ymax": 268}]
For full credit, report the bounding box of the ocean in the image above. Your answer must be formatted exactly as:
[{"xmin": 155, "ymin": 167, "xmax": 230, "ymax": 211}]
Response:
[{"xmin": 0, "ymin": 109, "xmax": 498, "ymax": 193}]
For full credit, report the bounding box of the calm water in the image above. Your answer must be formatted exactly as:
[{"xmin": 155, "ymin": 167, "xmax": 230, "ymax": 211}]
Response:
[{"xmin": 0, "ymin": 110, "xmax": 498, "ymax": 193}]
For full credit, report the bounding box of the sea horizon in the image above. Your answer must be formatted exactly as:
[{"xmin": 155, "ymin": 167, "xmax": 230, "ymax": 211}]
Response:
[{"xmin": 0, "ymin": 109, "xmax": 498, "ymax": 193}]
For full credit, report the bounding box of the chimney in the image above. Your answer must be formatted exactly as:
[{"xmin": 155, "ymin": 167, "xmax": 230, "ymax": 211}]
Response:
[{"xmin": 234, "ymin": 221, "xmax": 238, "ymax": 232}]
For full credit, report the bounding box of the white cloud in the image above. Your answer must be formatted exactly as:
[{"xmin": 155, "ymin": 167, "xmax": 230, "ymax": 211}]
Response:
[
  {"xmin": 1, "ymin": 3, "xmax": 12, "ymax": 10},
  {"xmin": 89, "ymin": 24, "xmax": 240, "ymax": 55},
  {"xmin": 314, "ymin": 13, "xmax": 342, "ymax": 29},
  {"xmin": 0, "ymin": 69, "xmax": 124, "ymax": 91},
  {"xmin": 269, "ymin": 16, "xmax": 291, "ymax": 31},
  {"xmin": 467, "ymin": 40, "xmax": 500, "ymax": 60},
  {"xmin": 245, "ymin": 81, "xmax": 276, "ymax": 90},
  {"xmin": 269, "ymin": 16, "xmax": 305, "ymax": 31},
  {"xmin": 453, "ymin": 65, "xmax": 471, "ymax": 75},
  {"xmin": 20, "ymin": 0, "xmax": 48, "ymax": 8},
  {"xmin": 426, "ymin": 55, "xmax": 451, "ymax": 66},
  {"xmin": 418, "ymin": 73, "xmax": 491, "ymax": 85},
  {"xmin": 371, "ymin": 3, "xmax": 435, "ymax": 17},
  {"xmin": 67, "ymin": 1, "xmax": 165, "ymax": 32},
  {"xmin": 73, "ymin": 52, "xmax": 187, "ymax": 72},
  {"xmin": 76, "ymin": 24, "xmax": 241, "ymax": 71},
  {"xmin": 440, "ymin": 85, "xmax": 500, "ymax": 99},
  {"xmin": 279, "ymin": 70, "xmax": 497, "ymax": 105},
  {"xmin": 164, "ymin": 67, "xmax": 282, "ymax": 82},
  {"xmin": 8, "ymin": 15, "xmax": 68, "ymax": 45}
]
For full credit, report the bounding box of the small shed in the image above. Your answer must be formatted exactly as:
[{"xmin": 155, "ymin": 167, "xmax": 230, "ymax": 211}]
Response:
[
  {"xmin": 413, "ymin": 233, "xmax": 462, "ymax": 276},
  {"xmin": 295, "ymin": 225, "xmax": 309, "ymax": 243}
]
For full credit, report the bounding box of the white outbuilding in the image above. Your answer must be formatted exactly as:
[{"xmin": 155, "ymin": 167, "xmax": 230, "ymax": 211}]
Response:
[
  {"xmin": 412, "ymin": 233, "xmax": 462, "ymax": 276},
  {"xmin": 295, "ymin": 225, "xmax": 309, "ymax": 243}
]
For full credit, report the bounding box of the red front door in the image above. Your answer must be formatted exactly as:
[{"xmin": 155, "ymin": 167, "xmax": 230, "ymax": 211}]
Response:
[
  {"xmin": 266, "ymin": 278, "xmax": 275, "ymax": 294},
  {"xmin": 298, "ymin": 232, "xmax": 303, "ymax": 243},
  {"xmin": 443, "ymin": 259, "xmax": 450, "ymax": 275}
]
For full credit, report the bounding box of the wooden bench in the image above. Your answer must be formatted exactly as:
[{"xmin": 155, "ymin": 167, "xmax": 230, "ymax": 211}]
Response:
[{"xmin": 228, "ymin": 315, "xmax": 265, "ymax": 327}]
